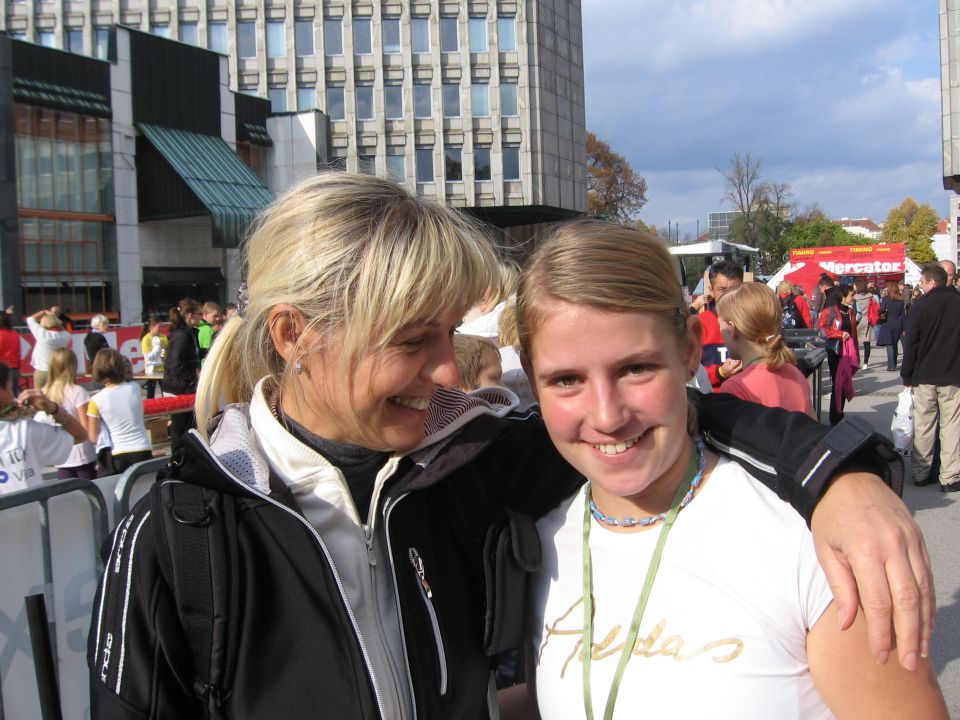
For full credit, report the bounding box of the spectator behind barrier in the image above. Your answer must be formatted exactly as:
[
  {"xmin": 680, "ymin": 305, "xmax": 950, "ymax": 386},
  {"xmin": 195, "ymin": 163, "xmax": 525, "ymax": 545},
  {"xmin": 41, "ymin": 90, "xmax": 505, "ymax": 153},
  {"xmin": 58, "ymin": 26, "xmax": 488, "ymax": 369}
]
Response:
[{"xmin": 87, "ymin": 348, "xmax": 153, "ymax": 475}]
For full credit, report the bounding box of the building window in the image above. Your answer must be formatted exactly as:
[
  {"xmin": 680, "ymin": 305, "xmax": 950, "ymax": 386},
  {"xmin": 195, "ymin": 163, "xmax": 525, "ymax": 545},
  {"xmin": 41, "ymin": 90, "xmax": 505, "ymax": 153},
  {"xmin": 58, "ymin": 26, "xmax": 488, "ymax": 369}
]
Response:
[
  {"xmin": 474, "ymin": 147, "xmax": 491, "ymax": 181},
  {"xmin": 411, "ymin": 17, "xmax": 430, "ymax": 53},
  {"xmin": 297, "ymin": 86, "xmax": 315, "ymax": 111},
  {"xmin": 440, "ymin": 17, "xmax": 458, "ymax": 53},
  {"xmin": 442, "ymin": 84, "xmax": 459, "ymax": 118},
  {"xmin": 67, "ymin": 29, "xmax": 84, "ymax": 54},
  {"xmin": 353, "ymin": 18, "xmax": 372, "ymax": 55},
  {"xmin": 500, "ymin": 83, "xmax": 518, "ymax": 117},
  {"xmin": 324, "ymin": 19, "xmax": 343, "ymax": 55},
  {"xmin": 355, "ymin": 86, "xmax": 374, "ymax": 120},
  {"xmin": 358, "ymin": 155, "xmax": 376, "ymax": 175},
  {"xmin": 326, "ymin": 87, "xmax": 345, "ymax": 120},
  {"xmin": 445, "ymin": 147, "xmax": 462, "ymax": 182},
  {"xmin": 414, "ymin": 84, "xmax": 432, "ymax": 119},
  {"xmin": 327, "ymin": 155, "xmax": 347, "ymax": 171},
  {"xmin": 471, "ymin": 85, "xmax": 489, "ymax": 117},
  {"xmin": 295, "ymin": 20, "xmax": 314, "ymax": 57},
  {"xmin": 385, "ymin": 85, "xmax": 403, "ymax": 119},
  {"xmin": 15, "ymin": 105, "xmax": 114, "ymax": 313},
  {"xmin": 208, "ymin": 22, "xmax": 227, "ymax": 54},
  {"xmin": 269, "ymin": 87, "xmax": 287, "ymax": 113},
  {"xmin": 498, "ymin": 16, "xmax": 516, "ymax": 52},
  {"xmin": 38, "ymin": 31, "xmax": 57, "ymax": 48},
  {"xmin": 151, "ymin": 24, "xmax": 170, "ymax": 39},
  {"xmin": 503, "ymin": 146, "xmax": 520, "ymax": 180},
  {"xmin": 237, "ymin": 142, "xmax": 269, "ymax": 185},
  {"xmin": 180, "ymin": 22, "xmax": 199, "ymax": 46},
  {"xmin": 267, "ymin": 21, "xmax": 285, "ymax": 58},
  {"xmin": 237, "ymin": 22, "xmax": 256, "ymax": 59},
  {"xmin": 383, "ymin": 18, "xmax": 401, "ymax": 54},
  {"xmin": 468, "ymin": 18, "xmax": 487, "ymax": 52},
  {"xmin": 387, "ymin": 153, "xmax": 405, "ymax": 182},
  {"xmin": 416, "ymin": 148, "xmax": 434, "ymax": 183},
  {"xmin": 94, "ymin": 28, "xmax": 110, "ymax": 58}
]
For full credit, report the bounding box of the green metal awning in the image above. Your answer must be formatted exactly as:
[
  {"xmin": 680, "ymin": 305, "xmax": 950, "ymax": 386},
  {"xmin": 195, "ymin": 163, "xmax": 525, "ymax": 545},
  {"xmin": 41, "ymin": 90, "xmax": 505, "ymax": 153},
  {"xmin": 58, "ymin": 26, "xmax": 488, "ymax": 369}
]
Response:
[
  {"xmin": 138, "ymin": 123, "xmax": 273, "ymax": 248},
  {"xmin": 142, "ymin": 267, "xmax": 226, "ymax": 286},
  {"xmin": 13, "ymin": 78, "xmax": 111, "ymax": 117}
]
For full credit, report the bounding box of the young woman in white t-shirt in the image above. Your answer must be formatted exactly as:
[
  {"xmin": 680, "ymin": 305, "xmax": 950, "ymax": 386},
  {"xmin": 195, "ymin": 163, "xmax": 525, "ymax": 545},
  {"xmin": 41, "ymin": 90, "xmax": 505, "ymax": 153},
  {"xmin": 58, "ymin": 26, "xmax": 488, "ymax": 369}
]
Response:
[
  {"xmin": 0, "ymin": 361, "xmax": 87, "ymax": 494},
  {"xmin": 86, "ymin": 348, "xmax": 152, "ymax": 474},
  {"xmin": 39, "ymin": 347, "xmax": 98, "ymax": 479},
  {"xmin": 499, "ymin": 220, "xmax": 946, "ymax": 720}
]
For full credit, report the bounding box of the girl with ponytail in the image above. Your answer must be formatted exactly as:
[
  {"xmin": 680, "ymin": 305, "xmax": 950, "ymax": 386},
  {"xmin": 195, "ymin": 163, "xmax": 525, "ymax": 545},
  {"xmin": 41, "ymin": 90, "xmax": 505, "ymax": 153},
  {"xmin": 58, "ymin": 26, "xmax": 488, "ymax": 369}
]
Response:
[{"xmin": 716, "ymin": 282, "xmax": 814, "ymax": 416}]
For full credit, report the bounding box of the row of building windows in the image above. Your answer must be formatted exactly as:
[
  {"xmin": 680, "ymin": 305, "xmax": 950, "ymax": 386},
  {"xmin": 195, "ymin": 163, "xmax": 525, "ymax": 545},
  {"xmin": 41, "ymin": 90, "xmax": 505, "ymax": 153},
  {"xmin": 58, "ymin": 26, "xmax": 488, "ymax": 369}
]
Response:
[
  {"xmin": 10, "ymin": 16, "xmax": 517, "ymax": 61},
  {"xmin": 273, "ymin": 81, "xmax": 519, "ymax": 117},
  {"xmin": 337, "ymin": 145, "xmax": 520, "ymax": 184}
]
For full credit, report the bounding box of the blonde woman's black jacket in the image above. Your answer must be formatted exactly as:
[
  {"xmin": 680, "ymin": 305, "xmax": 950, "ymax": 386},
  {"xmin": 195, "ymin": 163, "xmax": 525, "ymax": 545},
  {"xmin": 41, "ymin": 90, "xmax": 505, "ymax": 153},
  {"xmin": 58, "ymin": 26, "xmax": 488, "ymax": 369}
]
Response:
[{"xmin": 87, "ymin": 389, "xmax": 900, "ymax": 720}]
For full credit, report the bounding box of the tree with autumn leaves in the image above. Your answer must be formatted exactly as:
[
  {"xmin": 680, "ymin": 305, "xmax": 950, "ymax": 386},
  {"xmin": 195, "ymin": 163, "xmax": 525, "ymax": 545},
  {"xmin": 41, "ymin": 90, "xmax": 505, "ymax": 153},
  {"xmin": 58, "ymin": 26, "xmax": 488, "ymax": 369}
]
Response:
[
  {"xmin": 586, "ymin": 132, "xmax": 648, "ymax": 223},
  {"xmin": 880, "ymin": 198, "xmax": 938, "ymax": 265}
]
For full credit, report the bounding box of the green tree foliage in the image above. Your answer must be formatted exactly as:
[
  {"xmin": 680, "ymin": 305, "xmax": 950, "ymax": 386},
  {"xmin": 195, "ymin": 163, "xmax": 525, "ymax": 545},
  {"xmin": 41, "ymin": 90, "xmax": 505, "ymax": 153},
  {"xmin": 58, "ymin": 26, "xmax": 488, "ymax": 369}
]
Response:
[
  {"xmin": 782, "ymin": 216, "xmax": 865, "ymax": 249},
  {"xmin": 880, "ymin": 198, "xmax": 939, "ymax": 265},
  {"xmin": 587, "ymin": 131, "xmax": 648, "ymax": 223}
]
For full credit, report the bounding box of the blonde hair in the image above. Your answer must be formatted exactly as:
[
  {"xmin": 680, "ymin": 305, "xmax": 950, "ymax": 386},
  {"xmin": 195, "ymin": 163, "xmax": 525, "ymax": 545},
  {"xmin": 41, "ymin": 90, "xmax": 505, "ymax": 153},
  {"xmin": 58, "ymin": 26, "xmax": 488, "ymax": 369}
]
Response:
[
  {"xmin": 514, "ymin": 219, "xmax": 697, "ymax": 433},
  {"xmin": 776, "ymin": 280, "xmax": 794, "ymax": 296},
  {"xmin": 453, "ymin": 334, "xmax": 500, "ymax": 391},
  {"xmin": 515, "ymin": 219, "xmax": 687, "ymax": 354},
  {"xmin": 40, "ymin": 313, "xmax": 62, "ymax": 330},
  {"xmin": 202, "ymin": 301, "xmax": 223, "ymax": 326},
  {"xmin": 716, "ymin": 282, "xmax": 797, "ymax": 370},
  {"xmin": 90, "ymin": 314, "xmax": 109, "ymax": 329},
  {"xmin": 43, "ymin": 347, "xmax": 79, "ymax": 405},
  {"xmin": 196, "ymin": 172, "xmax": 499, "ymax": 434}
]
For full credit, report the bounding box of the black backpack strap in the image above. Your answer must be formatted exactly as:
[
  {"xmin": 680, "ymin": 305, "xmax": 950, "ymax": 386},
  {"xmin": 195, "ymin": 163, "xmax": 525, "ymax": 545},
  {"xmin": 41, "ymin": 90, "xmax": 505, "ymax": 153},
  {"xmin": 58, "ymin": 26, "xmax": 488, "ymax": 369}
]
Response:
[
  {"xmin": 482, "ymin": 509, "xmax": 542, "ymax": 656},
  {"xmin": 152, "ymin": 480, "xmax": 240, "ymax": 719}
]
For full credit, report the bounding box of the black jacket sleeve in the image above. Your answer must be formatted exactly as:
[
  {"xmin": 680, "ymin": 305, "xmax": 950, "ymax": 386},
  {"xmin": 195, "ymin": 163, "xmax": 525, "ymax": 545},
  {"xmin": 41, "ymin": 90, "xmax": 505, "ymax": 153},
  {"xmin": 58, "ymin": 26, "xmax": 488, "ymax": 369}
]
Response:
[{"xmin": 693, "ymin": 389, "xmax": 903, "ymax": 525}]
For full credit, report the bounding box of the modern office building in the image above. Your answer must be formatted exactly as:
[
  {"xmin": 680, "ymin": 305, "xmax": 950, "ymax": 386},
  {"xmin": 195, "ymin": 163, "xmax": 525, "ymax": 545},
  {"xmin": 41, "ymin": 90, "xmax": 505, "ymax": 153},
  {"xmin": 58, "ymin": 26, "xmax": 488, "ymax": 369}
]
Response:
[
  {"xmin": 940, "ymin": 1, "xmax": 960, "ymax": 266},
  {"xmin": 3, "ymin": 1, "xmax": 586, "ymax": 224}
]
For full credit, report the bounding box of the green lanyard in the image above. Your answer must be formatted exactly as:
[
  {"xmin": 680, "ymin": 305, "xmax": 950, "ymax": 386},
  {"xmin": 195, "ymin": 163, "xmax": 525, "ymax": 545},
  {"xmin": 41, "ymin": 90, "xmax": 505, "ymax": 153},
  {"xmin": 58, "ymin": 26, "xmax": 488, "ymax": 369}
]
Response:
[{"xmin": 580, "ymin": 445, "xmax": 699, "ymax": 720}]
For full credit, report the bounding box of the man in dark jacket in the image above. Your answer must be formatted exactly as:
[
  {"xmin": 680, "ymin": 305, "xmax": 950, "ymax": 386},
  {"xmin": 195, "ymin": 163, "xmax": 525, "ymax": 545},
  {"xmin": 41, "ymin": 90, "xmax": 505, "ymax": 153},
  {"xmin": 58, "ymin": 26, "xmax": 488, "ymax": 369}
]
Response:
[{"xmin": 901, "ymin": 263, "xmax": 960, "ymax": 492}]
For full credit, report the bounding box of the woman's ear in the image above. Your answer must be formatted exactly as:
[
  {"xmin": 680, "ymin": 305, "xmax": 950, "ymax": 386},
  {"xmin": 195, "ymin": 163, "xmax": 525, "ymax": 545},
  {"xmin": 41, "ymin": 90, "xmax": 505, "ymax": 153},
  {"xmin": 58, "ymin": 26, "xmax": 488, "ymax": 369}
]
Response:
[
  {"xmin": 519, "ymin": 349, "xmax": 540, "ymax": 402},
  {"xmin": 684, "ymin": 315, "xmax": 703, "ymax": 375},
  {"xmin": 268, "ymin": 305, "xmax": 307, "ymax": 364}
]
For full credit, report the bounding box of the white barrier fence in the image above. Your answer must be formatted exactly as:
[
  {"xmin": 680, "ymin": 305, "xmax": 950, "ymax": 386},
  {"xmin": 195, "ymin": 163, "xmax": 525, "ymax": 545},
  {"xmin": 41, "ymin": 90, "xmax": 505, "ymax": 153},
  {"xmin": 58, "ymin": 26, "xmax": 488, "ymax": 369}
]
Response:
[{"xmin": 0, "ymin": 459, "xmax": 164, "ymax": 719}]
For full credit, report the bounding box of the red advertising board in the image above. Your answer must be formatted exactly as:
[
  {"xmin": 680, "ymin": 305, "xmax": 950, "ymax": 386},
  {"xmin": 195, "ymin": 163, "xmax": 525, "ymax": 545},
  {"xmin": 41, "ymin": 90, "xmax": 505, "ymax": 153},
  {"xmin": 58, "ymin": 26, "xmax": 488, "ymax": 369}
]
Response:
[
  {"xmin": 788, "ymin": 244, "xmax": 906, "ymax": 275},
  {"xmin": 15, "ymin": 326, "xmax": 148, "ymax": 378}
]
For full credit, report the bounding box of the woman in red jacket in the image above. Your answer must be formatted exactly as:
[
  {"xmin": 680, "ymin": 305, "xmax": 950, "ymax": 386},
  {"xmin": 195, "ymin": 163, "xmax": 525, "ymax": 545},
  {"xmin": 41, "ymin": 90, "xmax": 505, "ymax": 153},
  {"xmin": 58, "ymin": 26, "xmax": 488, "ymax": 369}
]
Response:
[
  {"xmin": 818, "ymin": 284, "xmax": 859, "ymax": 424},
  {"xmin": 0, "ymin": 310, "xmax": 21, "ymax": 392}
]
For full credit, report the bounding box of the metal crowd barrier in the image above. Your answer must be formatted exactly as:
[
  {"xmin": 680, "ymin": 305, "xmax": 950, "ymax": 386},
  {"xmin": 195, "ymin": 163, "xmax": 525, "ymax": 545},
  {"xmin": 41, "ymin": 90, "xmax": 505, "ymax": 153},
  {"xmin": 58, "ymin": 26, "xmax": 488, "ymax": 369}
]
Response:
[{"xmin": 0, "ymin": 456, "xmax": 168, "ymax": 720}]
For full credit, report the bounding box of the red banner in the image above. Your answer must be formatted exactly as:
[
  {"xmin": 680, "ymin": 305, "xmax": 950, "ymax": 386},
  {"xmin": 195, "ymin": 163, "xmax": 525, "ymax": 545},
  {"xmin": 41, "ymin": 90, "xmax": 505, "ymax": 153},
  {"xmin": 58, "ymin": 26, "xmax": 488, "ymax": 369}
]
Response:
[
  {"xmin": 15, "ymin": 326, "xmax": 147, "ymax": 377},
  {"xmin": 788, "ymin": 244, "xmax": 906, "ymax": 276}
]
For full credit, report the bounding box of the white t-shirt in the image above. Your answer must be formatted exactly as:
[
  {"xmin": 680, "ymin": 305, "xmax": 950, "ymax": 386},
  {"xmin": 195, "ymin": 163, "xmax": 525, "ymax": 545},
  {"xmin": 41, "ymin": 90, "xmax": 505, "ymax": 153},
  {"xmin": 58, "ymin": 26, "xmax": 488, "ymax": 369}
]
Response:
[
  {"xmin": 531, "ymin": 457, "xmax": 834, "ymax": 720},
  {"xmin": 87, "ymin": 383, "xmax": 151, "ymax": 455},
  {"xmin": 35, "ymin": 384, "xmax": 97, "ymax": 468},
  {"xmin": 26, "ymin": 317, "xmax": 71, "ymax": 371},
  {"xmin": 0, "ymin": 417, "xmax": 73, "ymax": 494}
]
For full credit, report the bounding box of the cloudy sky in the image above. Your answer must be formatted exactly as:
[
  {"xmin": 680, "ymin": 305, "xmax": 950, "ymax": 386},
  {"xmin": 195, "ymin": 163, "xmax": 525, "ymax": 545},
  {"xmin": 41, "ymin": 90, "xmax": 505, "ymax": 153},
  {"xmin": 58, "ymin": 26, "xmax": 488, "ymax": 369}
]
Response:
[{"xmin": 581, "ymin": 0, "xmax": 948, "ymax": 239}]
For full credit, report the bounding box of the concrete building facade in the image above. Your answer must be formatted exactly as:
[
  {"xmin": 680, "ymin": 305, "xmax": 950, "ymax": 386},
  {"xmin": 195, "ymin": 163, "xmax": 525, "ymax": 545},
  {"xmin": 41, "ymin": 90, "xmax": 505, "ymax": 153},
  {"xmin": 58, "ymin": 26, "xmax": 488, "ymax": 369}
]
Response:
[{"xmin": 3, "ymin": 1, "xmax": 586, "ymax": 217}]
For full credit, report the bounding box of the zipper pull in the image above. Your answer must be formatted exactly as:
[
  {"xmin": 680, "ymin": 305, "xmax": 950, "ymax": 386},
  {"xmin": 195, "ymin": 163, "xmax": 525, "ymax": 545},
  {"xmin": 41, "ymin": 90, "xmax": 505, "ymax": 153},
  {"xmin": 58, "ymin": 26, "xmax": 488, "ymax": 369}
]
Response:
[
  {"xmin": 410, "ymin": 548, "xmax": 432, "ymax": 598},
  {"xmin": 363, "ymin": 525, "xmax": 377, "ymax": 567}
]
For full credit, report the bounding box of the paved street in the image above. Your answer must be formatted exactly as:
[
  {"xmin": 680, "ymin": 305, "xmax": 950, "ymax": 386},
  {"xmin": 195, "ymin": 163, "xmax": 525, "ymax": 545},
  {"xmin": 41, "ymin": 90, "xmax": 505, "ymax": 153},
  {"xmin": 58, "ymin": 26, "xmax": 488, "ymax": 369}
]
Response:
[{"xmin": 835, "ymin": 360, "xmax": 959, "ymax": 716}]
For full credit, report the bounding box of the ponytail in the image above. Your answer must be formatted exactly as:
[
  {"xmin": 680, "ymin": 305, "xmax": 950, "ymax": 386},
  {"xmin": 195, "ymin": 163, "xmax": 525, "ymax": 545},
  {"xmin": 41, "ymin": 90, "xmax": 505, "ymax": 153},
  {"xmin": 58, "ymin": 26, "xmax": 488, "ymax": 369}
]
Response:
[
  {"xmin": 758, "ymin": 333, "xmax": 796, "ymax": 370},
  {"xmin": 195, "ymin": 315, "xmax": 271, "ymax": 436}
]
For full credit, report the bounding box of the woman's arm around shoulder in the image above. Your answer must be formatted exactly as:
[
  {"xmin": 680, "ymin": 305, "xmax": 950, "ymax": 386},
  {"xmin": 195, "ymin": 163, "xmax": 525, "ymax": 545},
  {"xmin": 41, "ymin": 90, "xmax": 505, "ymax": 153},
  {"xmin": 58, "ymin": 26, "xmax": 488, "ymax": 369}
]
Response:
[{"xmin": 808, "ymin": 602, "xmax": 947, "ymax": 719}]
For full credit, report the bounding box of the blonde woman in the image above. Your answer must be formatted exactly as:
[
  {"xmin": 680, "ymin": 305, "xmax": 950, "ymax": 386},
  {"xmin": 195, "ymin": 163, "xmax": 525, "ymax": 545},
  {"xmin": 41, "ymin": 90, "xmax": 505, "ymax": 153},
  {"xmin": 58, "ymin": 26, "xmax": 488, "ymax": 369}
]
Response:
[
  {"xmin": 89, "ymin": 174, "xmax": 931, "ymax": 720},
  {"xmin": 26, "ymin": 309, "xmax": 70, "ymax": 387},
  {"xmin": 716, "ymin": 282, "xmax": 814, "ymax": 417},
  {"xmin": 0, "ymin": 361, "xmax": 87, "ymax": 494},
  {"xmin": 505, "ymin": 221, "xmax": 945, "ymax": 720},
  {"xmin": 38, "ymin": 348, "xmax": 98, "ymax": 479}
]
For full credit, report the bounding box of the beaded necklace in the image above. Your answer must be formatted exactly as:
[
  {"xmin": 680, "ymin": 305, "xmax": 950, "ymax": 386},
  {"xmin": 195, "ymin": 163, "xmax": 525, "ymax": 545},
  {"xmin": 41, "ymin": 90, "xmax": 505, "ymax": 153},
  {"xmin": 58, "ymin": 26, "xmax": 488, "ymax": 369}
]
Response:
[
  {"xmin": 587, "ymin": 437, "xmax": 706, "ymax": 528},
  {"xmin": 581, "ymin": 437, "xmax": 705, "ymax": 720}
]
